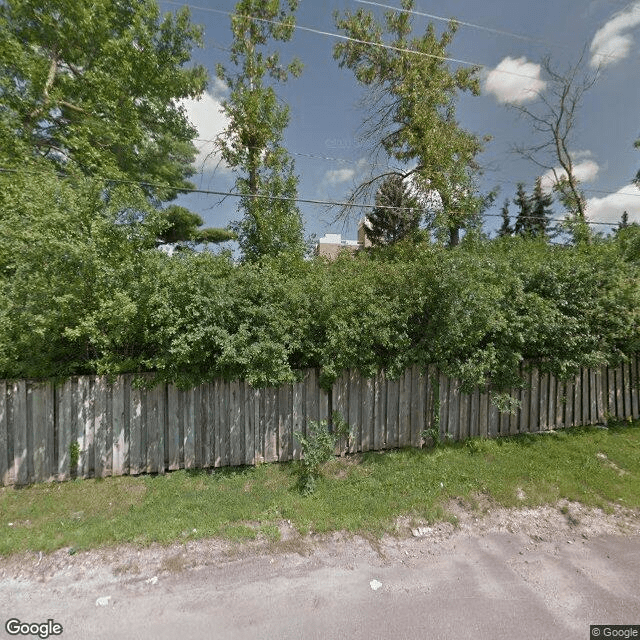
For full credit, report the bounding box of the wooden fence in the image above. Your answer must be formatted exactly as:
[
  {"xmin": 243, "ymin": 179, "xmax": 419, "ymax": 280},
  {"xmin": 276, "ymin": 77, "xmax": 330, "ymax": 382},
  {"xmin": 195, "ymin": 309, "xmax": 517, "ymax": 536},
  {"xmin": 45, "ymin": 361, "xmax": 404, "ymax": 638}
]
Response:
[{"xmin": 0, "ymin": 357, "xmax": 638, "ymax": 486}]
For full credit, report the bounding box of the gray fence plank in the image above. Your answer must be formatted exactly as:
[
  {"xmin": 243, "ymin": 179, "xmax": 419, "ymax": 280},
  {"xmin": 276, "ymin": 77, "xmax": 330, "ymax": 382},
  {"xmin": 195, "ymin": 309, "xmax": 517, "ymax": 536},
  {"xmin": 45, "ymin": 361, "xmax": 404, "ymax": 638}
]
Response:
[
  {"xmin": 459, "ymin": 389, "xmax": 469, "ymax": 441},
  {"xmin": 623, "ymin": 361, "xmax": 632, "ymax": 420},
  {"xmin": 166, "ymin": 384, "xmax": 181, "ymax": 471},
  {"xmin": 112, "ymin": 376, "xmax": 128, "ymax": 476},
  {"xmin": 12, "ymin": 382, "xmax": 28, "ymax": 485},
  {"xmin": 548, "ymin": 374, "xmax": 557, "ymax": 430},
  {"xmin": 538, "ymin": 373, "xmax": 549, "ymax": 431},
  {"xmin": 520, "ymin": 370, "xmax": 531, "ymax": 434},
  {"xmin": 398, "ymin": 369, "xmax": 411, "ymax": 448},
  {"xmin": 230, "ymin": 380, "xmax": 243, "ymax": 466},
  {"xmin": 184, "ymin": 388, "xmax": 196, "ymax": 470},
  {"xmin": 11, "ymin": 380, "xmax": 29, "ymax": 485},
  {"xmin": 93, "ymin": 377, "xmax": 109, "ymax": 478},
  {"xmin": 488, "ymin": 394, "xmax": 499, "ymax": 438},
  {"xmin": 264, "ymin": 387, "xmax": 278, "ymax": 463},
  {"xmin": 509, "ymin": 387, "xmax": 519, "ymax": 436},
  {"xmin": 31, "ymin": 383, "xmax": 47, "ymax": 483},
  {"xmin": 55, "ymin": 380, "xmax": 74, "ymax": 480},
  {"xmin": 255, "ymin": 389, "xmax": 265, "ymax": 465},
  {"xmin": 615, "ymin": 366, "xmax": 624, "ymax": 420},
  {"xmin": 410, "ymin": 365, "xmax": 423, "ymax": 448},
  {"xmin": 588, "ymin": 368, "xmax": 596, "ymax": 424},
  {"xmin": 555, "ymin": 378, "xmax": 565, "ymax": 429},
  {"xmin": 349, "ymin": 370, "xmax": 361, "ymax": 453},
  {"xmin": 362, "ymin": 375, "xmax": 374, "ymax": 452},
  {"xmin": 129, "ymin": 384, "xmax": 144, "ymax": 475},
  {"xmin": 386, "ymin": 377, "xmax": 399, "ymax": 449},
  {"xmin": 439, "ymin": 374, "xmax": 449, "ymax": 441},
  {"xmin": 373, "ymin": 371, "xmax": 385, "ymax": 450},
  {"xmin": 277, "ymin": 383, "xmax": 290, "ymax": 463},
  {"xmin": 572, "ymin": 371, "xmax": 582, "ymax": 426},
  {"xmin": 199, "ymin": 383, "xmax": 211, "ymax": 469},
  {"xmin": 244, "ymin": 383, "xmax": 256, "ymax": 465},
  {"xmin": 479, "ymin": 388, "xmax": 489, "ymax": 438},
  {"xmin": 631, "ymin": 357, "xmax": 639, "ymax": 420},
  {"xmin": 449, "ymin": 379, "xmax": 462, "ymax": 441},
  {"xmin": 0, "ymin": 382, "xmax": 6, "ymax": 485},
  {"xmin": 148, "ymin": 384, "xmax": 165, "ymax": 474},
  {"xmin": 584, "ymin": 368, "xmax": 592, "ymax": 424}
]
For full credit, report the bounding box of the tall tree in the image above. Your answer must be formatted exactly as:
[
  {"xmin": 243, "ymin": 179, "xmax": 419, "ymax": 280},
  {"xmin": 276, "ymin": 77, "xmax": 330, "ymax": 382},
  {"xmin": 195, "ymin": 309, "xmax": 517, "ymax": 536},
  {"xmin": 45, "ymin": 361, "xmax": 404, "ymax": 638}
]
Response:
[
  {"xmin": 619, "ymin": 211, "xmax": 630, "ymax": 230},
  {"xmin": 530, "ymin": 177, "xmax": 553, "ymax": 238},
  {"xmin": 512, "ymin": 54, "xmax": 597, "ymax": 234},
  {"xmin": 513, "ymin": 183, "xmax": 533, "ymax": 237},
  {"xmin": 0, "ymin": 0, "xmax": 207, "ymax": 204},
  {"xmin": 365, "ymin": 174, "xmax": 421, "ymax": 246},
  {"xmin": 216, "ymin": 0, "xmax": 304, "ymax": 262},
  {"xmin": 333, "ymin": 0, "xmax": 486, "ymax": 247},
  {"xmin": 497, "ymin": 199, "xmax": 513, "ymax": 237}
]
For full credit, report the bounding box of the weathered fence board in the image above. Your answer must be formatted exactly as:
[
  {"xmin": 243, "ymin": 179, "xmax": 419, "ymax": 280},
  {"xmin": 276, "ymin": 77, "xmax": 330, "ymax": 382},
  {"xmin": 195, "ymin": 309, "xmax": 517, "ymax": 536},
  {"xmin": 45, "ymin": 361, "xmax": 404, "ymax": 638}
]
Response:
[
  {"xmin": 0, "ymin": 381, "xmax": 7, "ymax": 485},
  {"xmin": 1, "ymin": 358, "xmax": 638, "ymax": 486}
]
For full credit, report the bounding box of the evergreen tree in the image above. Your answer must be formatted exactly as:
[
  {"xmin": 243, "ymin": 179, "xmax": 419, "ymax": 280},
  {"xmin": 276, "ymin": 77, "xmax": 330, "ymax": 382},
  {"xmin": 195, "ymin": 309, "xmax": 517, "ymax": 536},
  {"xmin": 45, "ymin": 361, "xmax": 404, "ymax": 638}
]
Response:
[
  {"xmin": 619, "ymin": 211, "xmax": 630, "ymax": 230},
  {"xmin": 530, "ymin": 177, "xmax": 553, "ymax": 239},
  {"xmin": 513, "ymin": 183, "xmax": 533, "ymax": 237},
  {"xmin": 497, "ymin": 199, "xmax": 512, "ymax": 237},
  {"xmin": 365, "ymin": 175, "xmax": 421, "ymax": 246},
  {"xmin": 157, "ymin": 205, "xmax": 236, "ymax": 249}
]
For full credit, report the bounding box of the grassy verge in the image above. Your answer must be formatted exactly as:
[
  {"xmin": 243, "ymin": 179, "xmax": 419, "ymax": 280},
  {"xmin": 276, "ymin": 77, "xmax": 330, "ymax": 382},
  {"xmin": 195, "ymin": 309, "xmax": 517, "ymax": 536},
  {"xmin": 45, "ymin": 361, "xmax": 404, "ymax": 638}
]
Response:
[{"xmin": 1, "ymin": 422, "xmax": 639, "ymax": 556}]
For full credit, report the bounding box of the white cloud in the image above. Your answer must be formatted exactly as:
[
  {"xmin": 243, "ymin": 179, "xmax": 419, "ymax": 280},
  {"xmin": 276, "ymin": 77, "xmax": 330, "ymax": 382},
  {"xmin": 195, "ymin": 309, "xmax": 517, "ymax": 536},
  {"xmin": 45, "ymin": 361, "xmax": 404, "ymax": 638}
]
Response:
[
  {"xmin": 586, "ymin": 184, "xmax": 640, "ymax": 224},
  {"xmin": 484, "ymin": 57, "xmax": 547, "ymax": 104},
  {"xmin": 590, "ymin": 1, "xmax": 640, "ymax": 67},
  {"xmin": 540, "ymin": 159, "xmax": 601, "ymax": 192},
  {"xmin": 324, "ymin": 167, "xmax": 356, "ymax": 185},
  {"xmin": 181, "ymin": 79, "xmax": 230, "ymax": 172}
]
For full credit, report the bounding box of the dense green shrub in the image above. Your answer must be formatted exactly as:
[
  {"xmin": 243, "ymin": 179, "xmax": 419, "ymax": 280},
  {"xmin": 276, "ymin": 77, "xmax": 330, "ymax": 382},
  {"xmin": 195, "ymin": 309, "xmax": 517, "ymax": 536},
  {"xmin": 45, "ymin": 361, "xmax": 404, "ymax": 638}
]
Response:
[{"xmin": 2, "ymin": 180, "xmax": 639, "ymax": 393}]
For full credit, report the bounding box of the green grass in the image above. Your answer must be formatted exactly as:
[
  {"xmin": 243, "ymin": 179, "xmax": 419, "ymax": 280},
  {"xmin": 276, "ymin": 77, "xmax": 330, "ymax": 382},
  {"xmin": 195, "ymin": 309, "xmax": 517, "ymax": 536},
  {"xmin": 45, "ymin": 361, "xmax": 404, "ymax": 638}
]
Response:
[{"xmin": 1, "ymin": 422, "xmax": 639, "ymax": 556}]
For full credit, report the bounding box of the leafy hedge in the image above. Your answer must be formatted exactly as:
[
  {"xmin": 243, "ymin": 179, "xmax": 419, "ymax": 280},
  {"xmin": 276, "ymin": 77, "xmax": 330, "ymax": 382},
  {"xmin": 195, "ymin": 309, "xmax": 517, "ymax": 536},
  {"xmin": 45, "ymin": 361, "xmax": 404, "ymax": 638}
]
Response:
[{"xmin": 2, "ymin": 169, "xmax": 639, "ymax": 390}]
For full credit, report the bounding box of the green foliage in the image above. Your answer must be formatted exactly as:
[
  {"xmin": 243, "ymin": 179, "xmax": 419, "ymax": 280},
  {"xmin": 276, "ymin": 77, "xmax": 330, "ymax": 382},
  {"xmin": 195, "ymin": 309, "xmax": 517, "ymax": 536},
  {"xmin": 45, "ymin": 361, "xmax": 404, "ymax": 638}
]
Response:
[
  {"xmin": 365, "ymin": 174, "xmax": 422, "ymax": 246},
  {"xmin": 2, "ymin": 180, "xmax": 639, "ymax": 393},
  {"xmin": 69, "ymin": 442, "xmax": 80, "ymax": 476},
  {"xmin": 216, "ymin": 0, "xmax": 304, "ymax": 262},
  {"xmin": 157, "ymin": 205, "xmax": 235, "ymax": 247},
  {"xmin": 0, "ymin": 0, "xmax": 207, "ymax": 203},
  {"xmin": 295, "ymin": 420, "xmax": 339, "ymax": 495},
  {"xmin": 333, "ymin": 0, "xmax": 486, "ymax": 246},
  {"xmin": 497, "ymin": 199, "xmax": 512, "ymax": 238}
]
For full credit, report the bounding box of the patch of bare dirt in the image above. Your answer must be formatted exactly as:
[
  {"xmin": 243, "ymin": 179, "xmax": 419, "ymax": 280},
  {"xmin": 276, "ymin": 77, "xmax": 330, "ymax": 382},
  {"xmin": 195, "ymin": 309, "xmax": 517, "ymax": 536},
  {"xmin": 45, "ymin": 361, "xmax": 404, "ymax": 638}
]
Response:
[{"xmin": 1, "ymin": 502, "xmax": 639, "ymax": 587}]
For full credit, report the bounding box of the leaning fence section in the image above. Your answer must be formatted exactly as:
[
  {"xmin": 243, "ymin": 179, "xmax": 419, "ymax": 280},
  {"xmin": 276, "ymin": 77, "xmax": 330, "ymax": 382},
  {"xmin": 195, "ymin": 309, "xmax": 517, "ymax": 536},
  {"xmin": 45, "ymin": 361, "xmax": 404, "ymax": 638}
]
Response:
[{"xmin": 0, "ymin": 357, "xmax": 638, "ymax": 486}]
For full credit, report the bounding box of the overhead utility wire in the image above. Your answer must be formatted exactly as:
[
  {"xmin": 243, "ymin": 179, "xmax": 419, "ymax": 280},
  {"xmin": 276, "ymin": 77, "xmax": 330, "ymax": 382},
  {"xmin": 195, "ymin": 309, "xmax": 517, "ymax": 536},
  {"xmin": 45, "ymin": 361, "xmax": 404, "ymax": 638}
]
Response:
[
  {"xmin": 0, "ymin": 166, "xmax": 624, "ymax": 227},
  {"xmin": 356, "ymin": 0, "xmax": 625, "ymax": 63},
  {"xmin": 195, "ymin": 139, "xmax": 640, "ymax": 198},
  {"xmin": 162, "ymin": 0, "xmax": 546, "ymax": 81}
]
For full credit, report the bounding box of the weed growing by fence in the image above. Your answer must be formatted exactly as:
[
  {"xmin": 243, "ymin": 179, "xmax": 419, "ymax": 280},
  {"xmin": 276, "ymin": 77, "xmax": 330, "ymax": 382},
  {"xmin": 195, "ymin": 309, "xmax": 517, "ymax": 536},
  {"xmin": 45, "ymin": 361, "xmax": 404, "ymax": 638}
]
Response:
[{"xmin": 295, "ymin": 412, "xmax": 352, "ymax": 495}]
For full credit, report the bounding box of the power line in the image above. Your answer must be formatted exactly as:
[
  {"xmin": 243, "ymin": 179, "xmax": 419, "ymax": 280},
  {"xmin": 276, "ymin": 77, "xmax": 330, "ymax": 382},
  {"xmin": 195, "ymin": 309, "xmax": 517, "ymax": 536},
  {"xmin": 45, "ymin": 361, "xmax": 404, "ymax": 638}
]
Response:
[
  {"xmin": 356, "ymin": 0, "xmax": 625, "ymax": 64},
  {"xmin": 192, "ymin": 138, "xmax": 640, "ymax": 201},
  {"xmin": 0, "ymin": 165, "xmax": 626, "ymax": 227},
  {"xmin": 162, "ymin": 0, "xmax": 545, "ymax": 81}
]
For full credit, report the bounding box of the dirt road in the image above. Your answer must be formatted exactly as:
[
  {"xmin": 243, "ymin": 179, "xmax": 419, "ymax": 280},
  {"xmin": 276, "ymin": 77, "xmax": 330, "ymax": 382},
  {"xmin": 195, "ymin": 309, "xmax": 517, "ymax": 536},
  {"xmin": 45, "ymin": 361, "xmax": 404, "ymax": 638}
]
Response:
[{"xmin": 1, "ymin": 501, "xmax": 639, "ymax": 640}]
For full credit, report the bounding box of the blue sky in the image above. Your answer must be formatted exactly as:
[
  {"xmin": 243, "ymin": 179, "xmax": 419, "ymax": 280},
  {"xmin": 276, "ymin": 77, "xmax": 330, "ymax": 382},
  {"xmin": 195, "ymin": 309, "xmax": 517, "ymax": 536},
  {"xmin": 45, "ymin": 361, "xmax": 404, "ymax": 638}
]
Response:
[{"xmin": 159, "ymin": 0, "xmax": 640, "ymax": 243}]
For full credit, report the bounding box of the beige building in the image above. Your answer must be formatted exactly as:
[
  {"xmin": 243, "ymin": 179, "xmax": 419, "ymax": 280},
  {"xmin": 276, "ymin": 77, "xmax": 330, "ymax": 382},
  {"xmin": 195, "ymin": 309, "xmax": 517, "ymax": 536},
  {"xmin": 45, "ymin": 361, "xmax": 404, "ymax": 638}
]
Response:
[{"xmin": 314, "ymin": 219, "xmax": 372, "ymax": 259}]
